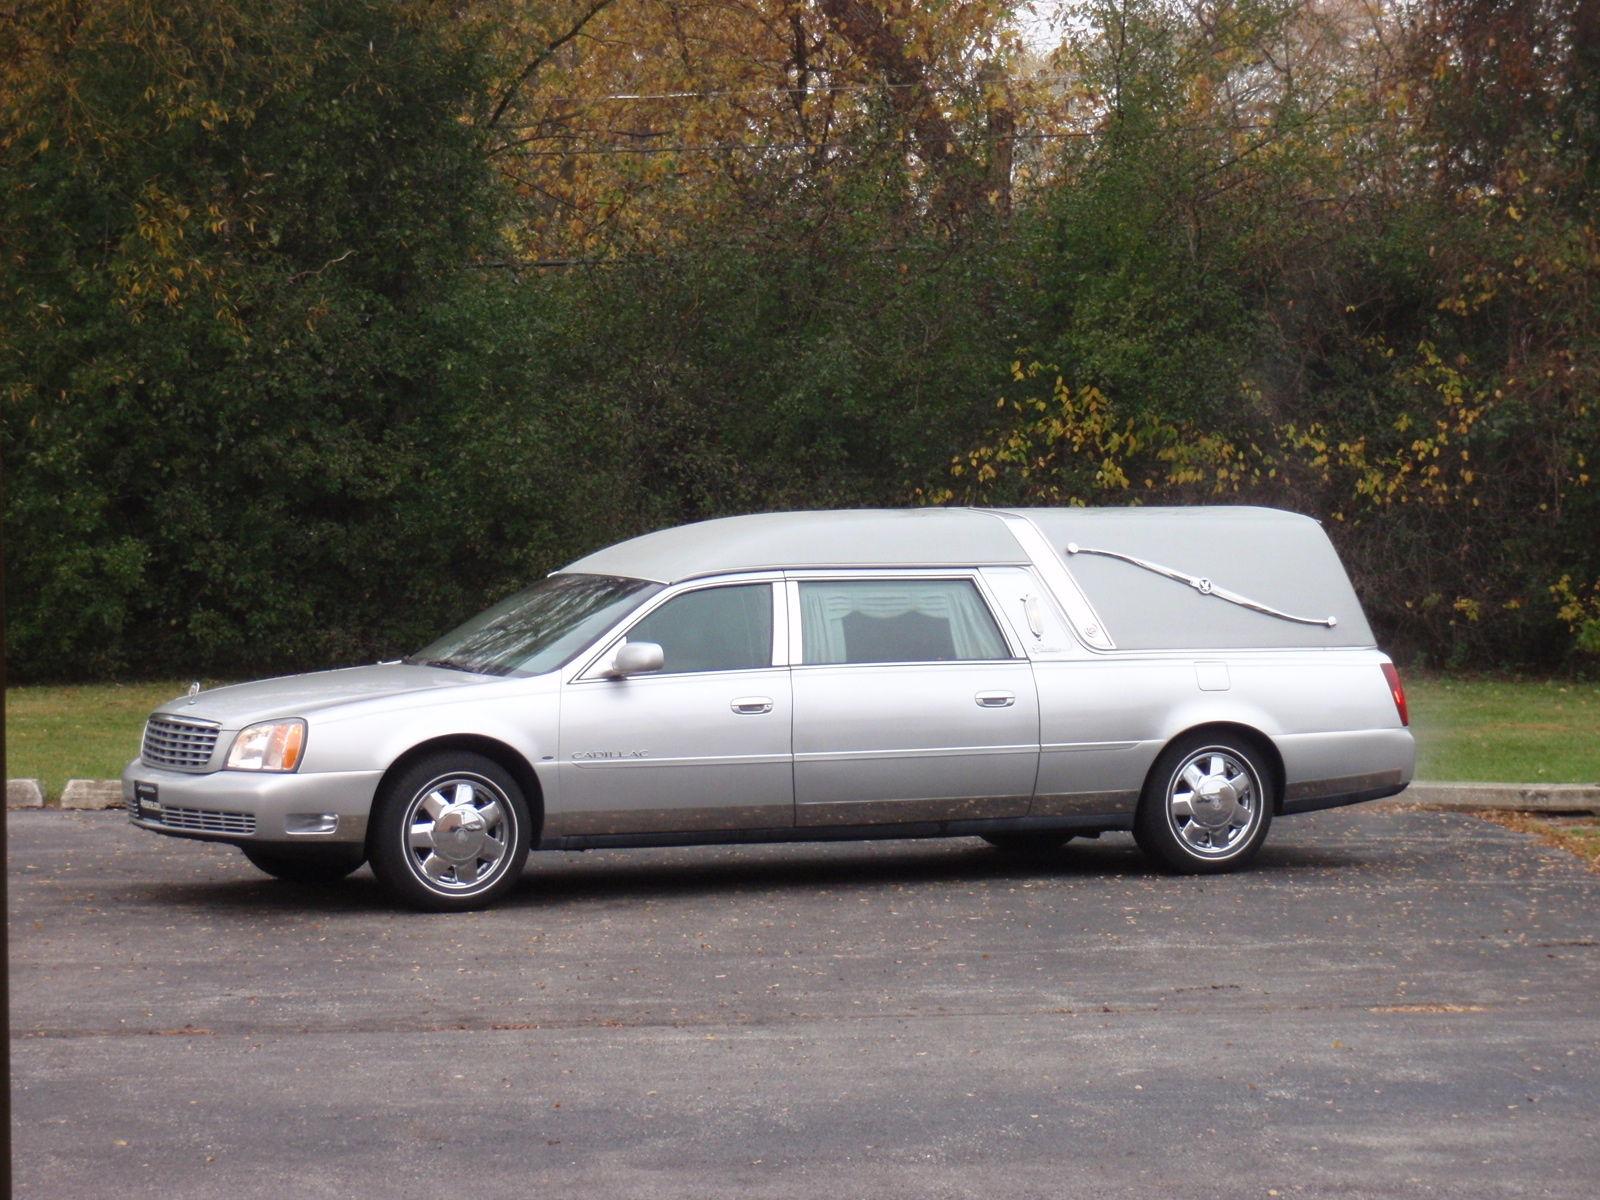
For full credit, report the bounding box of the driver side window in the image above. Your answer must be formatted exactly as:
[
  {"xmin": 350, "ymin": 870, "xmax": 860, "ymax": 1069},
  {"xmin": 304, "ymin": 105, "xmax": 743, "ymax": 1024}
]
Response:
[{"xmin": 624, "ymin": 583, "xmax": 774, "ymax": 674}]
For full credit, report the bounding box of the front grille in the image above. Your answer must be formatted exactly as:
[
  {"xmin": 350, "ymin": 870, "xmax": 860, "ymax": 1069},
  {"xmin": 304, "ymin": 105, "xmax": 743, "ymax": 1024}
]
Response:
[
  {"xmin": 152, "ymin": 805, "xmax": 256, "ymax": 836},
  {"xmin": 142, "ymin": 715, "xmax": 222, "ymax": 771}
]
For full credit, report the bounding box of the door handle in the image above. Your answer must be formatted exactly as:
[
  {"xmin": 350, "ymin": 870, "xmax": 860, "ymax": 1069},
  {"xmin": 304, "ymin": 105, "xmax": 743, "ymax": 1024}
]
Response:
[
  {"xmin": 731, "ymin": 697, "xmax": 774, "ymax": 715},
  {"xmin": 975, "ymin": 691, "xmax": 1015, "ymax": 708}
]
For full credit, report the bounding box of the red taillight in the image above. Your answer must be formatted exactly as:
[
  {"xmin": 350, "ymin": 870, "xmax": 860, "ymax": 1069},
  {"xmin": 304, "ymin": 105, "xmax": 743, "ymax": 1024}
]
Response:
[{"xmin": 1381, "ymin": 662, "xmax": 1409, "ymax": 726}]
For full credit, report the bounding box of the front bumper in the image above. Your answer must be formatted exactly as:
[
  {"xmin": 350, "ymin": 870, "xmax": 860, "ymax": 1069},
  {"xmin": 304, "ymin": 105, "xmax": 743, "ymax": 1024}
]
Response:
[{"xmin": 121, "ymin": 761, "xmax": 382, "ymax": 847}]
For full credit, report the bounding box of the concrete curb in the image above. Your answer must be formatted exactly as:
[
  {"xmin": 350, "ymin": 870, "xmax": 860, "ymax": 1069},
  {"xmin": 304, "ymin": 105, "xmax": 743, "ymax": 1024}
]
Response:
[
  {"xmin": 7, "ymin": 779, "xmax": 44, "ymax": 809},
  {"xmin": 1393, "ymin": 781, "xmax": 1600, "ymax": 816},
  {"xmin": 7, "ymin": 778, "xmax": 1599, "ymax": 815},
  {"xmin": 60, "ymin": 779, "xmax": 126, "ymax": 811}
]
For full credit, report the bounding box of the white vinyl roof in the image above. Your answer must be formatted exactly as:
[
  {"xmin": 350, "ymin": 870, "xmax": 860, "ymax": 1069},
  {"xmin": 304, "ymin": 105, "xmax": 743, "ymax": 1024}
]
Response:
[
  {"xmin": 557, "ymin": 509, "xmax": 1029, "ymax": 583},
  {"xmin": 556, "ymin": 506, "xmax": 1374, "ymax": 648}
]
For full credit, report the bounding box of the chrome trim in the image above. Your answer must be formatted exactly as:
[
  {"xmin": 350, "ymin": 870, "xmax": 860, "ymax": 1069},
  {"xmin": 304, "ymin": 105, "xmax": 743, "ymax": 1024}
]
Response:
[
  {"xmin": 796, "ymin": 794, "xmax": 1030, "ymax": 826},
  {"xmin": 1029, "ymin": 788, "xmax": 1140, "ymax": 817},
  {"xmin": 144, "ymin": 804, "xmax": 256, "ymax": 836},
  {"xmin": 141, "ymin": 715, "xmax": 223, "ymax": 772},
  {"xmin": 1063, "ymin": 543, "xmax": 1338, "ymax": 628},
  {"xmin": 794, "ymin": 743, "xmax": 1037, "ymax": 763},
  {"xmin": 570, "ymin": 751, "xmax": 791, "ymax": 769},
  {"xmin": 1284, "ymin": 767, "xmax": 1406, "ymax": 802},
  {"xmin": 984, "ymin": 512, "xmax": 1116, "ymax": 650},
  {"xmin": 1041, "ymin": 740, "xmax": 1141, "ymax": 753}
]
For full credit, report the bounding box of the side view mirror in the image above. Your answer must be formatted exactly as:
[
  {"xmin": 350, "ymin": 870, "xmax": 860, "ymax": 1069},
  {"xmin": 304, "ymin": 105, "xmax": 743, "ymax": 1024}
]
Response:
[{"xmin": 607, "ymin": 641, "xmax": 664, "ymax": 678}]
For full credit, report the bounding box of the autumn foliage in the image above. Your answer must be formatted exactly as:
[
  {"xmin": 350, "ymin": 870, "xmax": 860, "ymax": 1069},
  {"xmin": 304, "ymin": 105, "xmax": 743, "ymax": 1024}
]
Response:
[{"xmin": 3, "ymin": 0, "xmax": 1598, "ymax": 678}]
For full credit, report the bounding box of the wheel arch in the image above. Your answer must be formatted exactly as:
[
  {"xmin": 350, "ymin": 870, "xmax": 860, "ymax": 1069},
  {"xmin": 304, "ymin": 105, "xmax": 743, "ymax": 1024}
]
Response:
[
  {"xmin": 1148, "ymin": 721, "xmax": 1286, "ymax": 813},
  {"xmin": 368, "ymin": 735, "xmax": 546, "ymax": 856}
]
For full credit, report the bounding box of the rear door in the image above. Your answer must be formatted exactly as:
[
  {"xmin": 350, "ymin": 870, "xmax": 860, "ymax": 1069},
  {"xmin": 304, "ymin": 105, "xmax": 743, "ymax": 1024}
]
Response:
[{"xmin": 787, "ymin": 573, "xmax": 1040, "ymax": 827}]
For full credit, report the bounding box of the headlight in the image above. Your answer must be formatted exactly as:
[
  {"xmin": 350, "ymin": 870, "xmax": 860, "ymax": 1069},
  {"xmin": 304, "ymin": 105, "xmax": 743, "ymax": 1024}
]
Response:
[{"xmin": 225, "ymin": 720, "xmax": 306, "ymax": 772}]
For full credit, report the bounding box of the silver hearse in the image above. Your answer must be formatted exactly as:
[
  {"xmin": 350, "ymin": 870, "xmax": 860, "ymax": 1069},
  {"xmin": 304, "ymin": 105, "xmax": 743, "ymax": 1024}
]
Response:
[{"xmin": 125, "ymin": 507, "xmax": 1414, "ymax": 910}]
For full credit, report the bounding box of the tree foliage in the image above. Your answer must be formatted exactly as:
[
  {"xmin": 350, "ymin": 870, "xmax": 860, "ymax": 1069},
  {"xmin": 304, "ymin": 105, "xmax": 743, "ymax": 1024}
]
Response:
[{"xmin": 4, "ymin": 0, "xmax": 1598, "ymax": 679}]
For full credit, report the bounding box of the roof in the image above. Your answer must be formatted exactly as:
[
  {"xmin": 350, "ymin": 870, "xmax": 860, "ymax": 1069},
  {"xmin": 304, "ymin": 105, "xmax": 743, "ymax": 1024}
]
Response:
[
  {"xmin": 1018, "ymin": 506, "xmax": 1374, "ymax": 648},
  {"xmin": 556, "ymin": 507, "xmax": 1374, "ymax": 648},
  {"xmin": 556, "ymin": 509, "xmax": 1030, "ymax": 583}
]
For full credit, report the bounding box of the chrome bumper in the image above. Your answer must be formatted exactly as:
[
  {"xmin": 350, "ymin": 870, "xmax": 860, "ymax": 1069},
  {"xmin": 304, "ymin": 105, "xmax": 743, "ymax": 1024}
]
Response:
[{"xmin": 121, "ymin": 761, "xmax": 382, "ymax": 846}]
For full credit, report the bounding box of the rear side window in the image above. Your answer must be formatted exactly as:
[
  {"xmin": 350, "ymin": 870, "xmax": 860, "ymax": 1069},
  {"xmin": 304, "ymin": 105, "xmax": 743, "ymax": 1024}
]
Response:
[
  {"xmin": 625, "ymin": 583, "xmax": 774, "ymax": 674},
  {"xmin": 798, "ymin": 579, "xmax": 1010, "ymax": 665}
]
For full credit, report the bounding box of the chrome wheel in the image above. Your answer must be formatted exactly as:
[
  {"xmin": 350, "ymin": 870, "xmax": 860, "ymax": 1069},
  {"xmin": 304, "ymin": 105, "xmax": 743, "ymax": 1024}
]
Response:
[
  {"xmin": 401, "ymin": 771, "xmax": 518, "ymax": 895},
  {"xmin": 1164, "ymin": 746, "xmax": 1262, "ymax": 859}
]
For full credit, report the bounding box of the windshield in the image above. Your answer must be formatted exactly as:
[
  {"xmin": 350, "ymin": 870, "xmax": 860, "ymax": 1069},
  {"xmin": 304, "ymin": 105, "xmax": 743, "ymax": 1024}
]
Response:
[{"xmin": 409, "ymin": 574, "xmax": 660, "ymax": 677}]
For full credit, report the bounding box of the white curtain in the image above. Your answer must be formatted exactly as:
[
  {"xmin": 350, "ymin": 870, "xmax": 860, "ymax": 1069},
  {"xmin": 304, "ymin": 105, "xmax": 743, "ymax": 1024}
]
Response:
[{"xmin": 799, "ymin": 580, "xmax": 1006, "ymax": 664}]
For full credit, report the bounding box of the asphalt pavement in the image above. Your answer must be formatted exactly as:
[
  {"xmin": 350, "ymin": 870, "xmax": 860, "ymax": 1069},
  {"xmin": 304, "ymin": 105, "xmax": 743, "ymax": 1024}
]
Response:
[{"xmin": 9, "ymin": 805, "xmax": 1599, "ymax": 1199}]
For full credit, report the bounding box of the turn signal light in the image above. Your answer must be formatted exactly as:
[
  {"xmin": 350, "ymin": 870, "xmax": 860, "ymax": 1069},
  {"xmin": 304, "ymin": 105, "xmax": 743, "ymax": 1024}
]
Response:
[{"xmin": 1381, "ymin": 663, "xmax": 1409, "ymax": 726}]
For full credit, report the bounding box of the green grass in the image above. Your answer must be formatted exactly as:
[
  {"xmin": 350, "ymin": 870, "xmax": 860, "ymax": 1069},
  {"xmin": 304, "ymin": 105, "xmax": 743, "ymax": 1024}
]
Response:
[
  {"xmin": 1407, "ymin": 674, "xmax": 1600, "ymax": 783},
  {"xmin": 4, "ymin": 673, "xmax": 1598, "ymax": 801},
  {"xmin": 5, "ymin": 681, "xmax": 197, "ymax": 801}
]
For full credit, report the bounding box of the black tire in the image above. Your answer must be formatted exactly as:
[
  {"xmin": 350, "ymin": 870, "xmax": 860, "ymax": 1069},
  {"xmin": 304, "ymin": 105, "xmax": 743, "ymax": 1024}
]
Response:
[
  {"xmin": 981, "ymin": 833, "xmax": 1075, "ymax": 854},
  {"xmin": 239, "ymin": 845, "xmax": 365, "ymax": 885},
  {"xmin": 368, "ymin": 752, "xmax": 532, "ymax": 912},
  {"xmin": 1134, "ymin": 732, "xmax": 1275, "ymax": 874}
]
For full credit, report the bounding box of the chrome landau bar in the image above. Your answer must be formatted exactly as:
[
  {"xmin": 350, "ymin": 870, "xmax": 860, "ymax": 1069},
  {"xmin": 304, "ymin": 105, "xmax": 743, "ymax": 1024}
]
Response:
[{"xmin": 1063, "ymin": 543, "xmax": 1338, "ymax": 628}]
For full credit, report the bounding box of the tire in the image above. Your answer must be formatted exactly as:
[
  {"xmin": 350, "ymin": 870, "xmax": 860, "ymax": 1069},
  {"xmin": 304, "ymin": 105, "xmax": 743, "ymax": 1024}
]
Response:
[
  {"xmin": 368, "ymin": 752, "xmax": 532, "ymax": 912},
  {"xmin": 981, "ymin": 833, "xmax": 1075, "ymax": 854},
  {"xmin": 239, "ymin": 846, "xmax": 365, "ymax": 885},
  {"xmin": 1134, "ymin": 733, "xmax": 1274, "ymax": 874}
]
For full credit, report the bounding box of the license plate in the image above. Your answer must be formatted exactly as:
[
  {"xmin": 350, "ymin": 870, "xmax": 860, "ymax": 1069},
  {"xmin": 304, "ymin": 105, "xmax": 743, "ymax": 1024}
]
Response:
[{"xmin": 134, "ymin": 780, "xmax": 161, "ymax": 818}]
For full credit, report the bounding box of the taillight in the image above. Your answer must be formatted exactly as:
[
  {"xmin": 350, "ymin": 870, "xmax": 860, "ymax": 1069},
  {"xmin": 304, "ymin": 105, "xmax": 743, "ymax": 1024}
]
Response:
[{"xmin": 1381, "ymin": 662, "xmax": 1409, "ymax": 726}]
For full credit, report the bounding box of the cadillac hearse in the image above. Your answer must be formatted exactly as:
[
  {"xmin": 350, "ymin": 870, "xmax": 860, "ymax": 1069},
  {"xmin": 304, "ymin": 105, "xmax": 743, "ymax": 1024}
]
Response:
[{"xmin": 125, "ymin": 507, "xmax": 1414, "ymax": 910}]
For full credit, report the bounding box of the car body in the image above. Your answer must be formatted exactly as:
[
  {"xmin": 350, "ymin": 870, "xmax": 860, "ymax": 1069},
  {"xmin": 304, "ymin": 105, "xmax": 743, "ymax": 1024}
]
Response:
[{"xmin": 124, "ymin": 506, "xmax": 1414, "ymax": 909}]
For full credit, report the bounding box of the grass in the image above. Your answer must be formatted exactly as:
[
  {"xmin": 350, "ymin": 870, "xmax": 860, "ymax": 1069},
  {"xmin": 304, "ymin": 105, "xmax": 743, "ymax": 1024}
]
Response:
[
  {"xmin": 5, "ymin": 681, "xmax": 198, "ymax": 801},
  {"xmin": 1406, "ymin": 674, "xmax": 1600, "ymax": 783},
  {"xmin": 4, "ymin": 673, "xmax": 1598, "ymax": 802}
]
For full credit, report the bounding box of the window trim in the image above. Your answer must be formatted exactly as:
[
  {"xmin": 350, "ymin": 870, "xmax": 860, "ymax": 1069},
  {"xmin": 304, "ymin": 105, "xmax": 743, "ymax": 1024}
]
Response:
[
  {"xmin": 568, "ymin": 574, "xmax": 788, "ymax": 684},
  {"xmin": 783, "ymin": 569, "xmax": 1026, "ymax": 669}
]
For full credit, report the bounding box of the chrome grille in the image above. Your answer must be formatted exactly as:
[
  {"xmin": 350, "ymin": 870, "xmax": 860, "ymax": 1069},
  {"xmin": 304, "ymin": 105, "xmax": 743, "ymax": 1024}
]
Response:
[
  {"xmin": 142, "ymin": 715, "xmax": 221, "ymax": 771},
  {"xmin": 151, "ymin": 805, "xmax": 255, "ymax": 836}
]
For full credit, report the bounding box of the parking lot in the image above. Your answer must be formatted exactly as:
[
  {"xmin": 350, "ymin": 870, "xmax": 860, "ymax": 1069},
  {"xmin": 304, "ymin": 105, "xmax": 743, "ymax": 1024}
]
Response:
[{"xmin": 9, "ymin": 804, "xmax": 1599, "ymax": 1199}]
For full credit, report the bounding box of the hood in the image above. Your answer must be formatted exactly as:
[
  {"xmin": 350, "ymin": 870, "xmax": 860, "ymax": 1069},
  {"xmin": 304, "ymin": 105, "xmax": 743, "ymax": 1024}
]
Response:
[{"xmin": 154, "ymin": 663, "xmax": 492, "ymax": 728}]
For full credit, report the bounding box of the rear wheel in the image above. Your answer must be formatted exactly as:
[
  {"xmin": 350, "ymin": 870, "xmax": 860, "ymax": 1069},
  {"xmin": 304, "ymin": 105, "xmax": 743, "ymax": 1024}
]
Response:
[
  {"xmin": 981, "ymin": 832, "xmax": 1075, "ymax": 854},
  {"xmin": 1134, "ymin": 733, "xmax": 1274, "ymax": 874},
  {"xmin": 368, "ymin": 752, "xmax": 531, "ymax": 912},
  {"xmin": 239, "ymin": 846, "xmax": 364, "ymax": 885}
]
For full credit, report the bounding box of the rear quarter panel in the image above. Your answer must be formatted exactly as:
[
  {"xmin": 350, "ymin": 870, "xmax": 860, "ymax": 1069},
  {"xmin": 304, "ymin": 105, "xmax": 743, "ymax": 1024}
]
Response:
[{"xmin": 1030, "ymin": 649, "xmax": 1412, "ymax": 817}]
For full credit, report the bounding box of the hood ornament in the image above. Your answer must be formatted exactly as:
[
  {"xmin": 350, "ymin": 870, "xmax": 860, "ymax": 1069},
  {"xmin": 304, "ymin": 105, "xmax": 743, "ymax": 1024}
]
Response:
[{"xmin": 187, "ymin": 681, "xmax": 202, "ymax": 703}]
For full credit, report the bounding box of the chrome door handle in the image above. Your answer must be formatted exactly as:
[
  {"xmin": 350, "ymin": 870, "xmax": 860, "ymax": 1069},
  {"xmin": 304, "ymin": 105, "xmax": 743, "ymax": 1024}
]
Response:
[
  {"xmin": 975, "ymin": 691, "xmax": 1015, "ymax": 708},
  {"xmin": 731, "ymin": 697, "xmax": 774, "ymax": 715}
]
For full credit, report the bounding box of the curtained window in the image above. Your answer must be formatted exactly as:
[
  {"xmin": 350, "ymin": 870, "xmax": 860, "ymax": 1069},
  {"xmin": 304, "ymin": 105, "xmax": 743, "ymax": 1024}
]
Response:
[
  {"xmin": 799, "ymin": 579, "xmax": 1010, "ymax": 665},
  {"xmin": 626, "ymin": 583, "xmax": 774, "ymax": 674}
]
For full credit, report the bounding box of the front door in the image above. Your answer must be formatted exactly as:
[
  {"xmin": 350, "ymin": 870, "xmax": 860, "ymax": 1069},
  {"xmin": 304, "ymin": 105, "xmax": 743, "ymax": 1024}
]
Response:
[
  {"xmin": 558, "ymin": 580, "xmax": 793, "ymax": 836},
  {"xmin": 789, "ymin": 576, "xmax": 1040, "ymax": 827}
]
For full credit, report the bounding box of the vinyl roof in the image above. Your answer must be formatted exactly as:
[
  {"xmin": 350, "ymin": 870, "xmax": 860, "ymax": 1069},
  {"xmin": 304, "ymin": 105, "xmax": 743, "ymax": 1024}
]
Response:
[{"xmin": 557, "ymin": 509, "xmax": 1030, "ymax": 583}]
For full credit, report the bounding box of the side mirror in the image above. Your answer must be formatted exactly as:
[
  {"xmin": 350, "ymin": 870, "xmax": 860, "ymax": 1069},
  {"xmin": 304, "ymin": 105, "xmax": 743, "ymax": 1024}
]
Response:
[{"xmin": 607, "ymin": 641, "xmax": 664, "ymax": 678}]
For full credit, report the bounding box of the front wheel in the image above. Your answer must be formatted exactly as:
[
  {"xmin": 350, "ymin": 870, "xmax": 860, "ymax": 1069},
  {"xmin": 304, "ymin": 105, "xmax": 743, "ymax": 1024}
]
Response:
[
  {"xmin": 1134, "ymin": 734, "xmax": 1274, "ymax": 874},
  {"xmin": 368, "ymin": 752, "xmax": 532, "ymax": 912}
]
